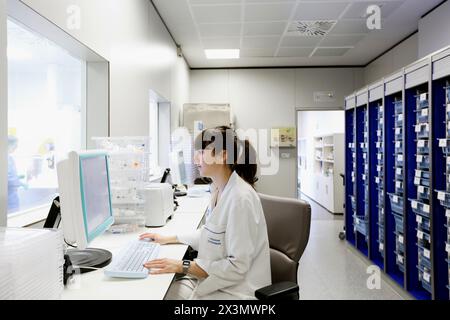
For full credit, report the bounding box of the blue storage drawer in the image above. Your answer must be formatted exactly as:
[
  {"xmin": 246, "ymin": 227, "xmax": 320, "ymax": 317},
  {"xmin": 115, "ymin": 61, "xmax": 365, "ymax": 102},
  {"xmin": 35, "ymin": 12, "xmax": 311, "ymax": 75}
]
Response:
[
  {"xmin": 416, "ymin": 154, "xmax": 430, "ymax": 170},
  {"xmin": 411, "ymin": 199, "xmax": 431, "ymax": 218},
  {"xmin": 417, "ymin": 229, "xmax": 431, "ymax": 249},
  {"xmin": 389, "ymin": 193, "xmax": 404, "ymax": 215},
  {"xmin": 417, "ymin": 185, "xmax": 430, "ymax": 201},
  {"xmin": 436, "ymin": 190, "xmax": 450, "ymax": 208},
  {"xmin": 418, "ymin": 246, "xmax": 432, "ymax": 269},
  {"xmin": 394, "ymin": 101, "xmax": 403, "ymax": 113},
  {"xmin": 354, "ymin": 215, "xmax": 369, "ymax": 237},
  {"xmin": 415, "ymin": 123, "xmax": 429, "ymax": 139},
  {"xmin": 393, "ymin": 213, "xmax": 404, "ymax": 234},
  {"xmin": 416, "ymin": 94, "xmax": 429, "ymax": 109},
  {"xmin": 395, "ymin": 232, "xmax": 405, "ymax": 253},
  {"xmin": 396, "ymin": 251, "xmax": 405, "ymax": 272},
  {"xmin": 417, "ymin": 139, "xmax": 430, "ymax": 154},
  {"xmin": 416, "ymin": 108, "xmax": 429, "ymax": 124}
]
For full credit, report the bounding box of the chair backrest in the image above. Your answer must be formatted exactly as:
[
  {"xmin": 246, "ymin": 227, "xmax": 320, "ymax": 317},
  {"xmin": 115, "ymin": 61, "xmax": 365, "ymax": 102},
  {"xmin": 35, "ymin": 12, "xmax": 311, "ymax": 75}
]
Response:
[{"xmin": 258, "ymin": 193, "xmax": 311, "ymax": 284}]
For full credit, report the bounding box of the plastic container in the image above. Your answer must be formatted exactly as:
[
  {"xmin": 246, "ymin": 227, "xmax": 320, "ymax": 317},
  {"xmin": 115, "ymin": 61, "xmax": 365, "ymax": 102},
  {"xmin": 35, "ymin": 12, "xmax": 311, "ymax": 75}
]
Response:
[
  {"xmin": 416, "ymin": 214, "xmax": 431, "ymax": 232},
  {"xmin": 395, "ymin": 180, "xmax": 404, "ymax": 194},
  {"xmin": 417, "ymin": 185, "xmax": 430, "ymax": 201},
  {"xmin": 394, "ymin": 141, "xmax": 403, "ymax": 154},
  {"xmin": 389, "ymin": 193, "xmax": 404, "ymax": 215},
  {"xmin": 395, "ymin": 167, "xmax": 403, "ymax": 181},
  {"xmin": 394, "ymin": 113, "xmax": 403, "ymax": 127},
  {"xmin": 395, "ymin": 127, "xmax": 403, "ymax": 140},
  {"xmin": 395, "ymin": 232, "xmax": 405, "ymax": 253},
  {"xmin": 393, "ymin": 213, "xmax": 404, "ymax": 234},
  {"xmin": 415, "ymin": 123, "xmax": 429, "ymax": 139},
  {"xmin": 416, "ymin": 94, "xmax": 429, "ymax": 109},
  {"xmin": 416, "ymin": 108, "xmax": 429, "ymax": 124},
  {"xmin": 394, "ymin": 101, "xmax": 403, "ymax": 114},
  {"xmin": 396, "ymin": 251, "xmax": 405, "ymax": 272},
  {"xmin": 415, "ymin": 169, "xmax": 430, "ymax": 180},
  {"xmin": 416, "ymin": 139, "xmax": 430, "ymax": 154},
  {"xmin": 353, "ymin": 215, "xmax": 369, "ymax": 237},
  {"xmin": 416, "ymin": 154, "xmax": 430, "ymax": 170},
  {"xmin": 418, "ymin": 265, "xmax": 432, "ymax": 293},
  {"xmin": 417, "ymin": 229, "xmax": 431, "ymax": 249},
  {"xmin": 395, "ymin": 154, "xmax": 404, "ymax": 167},
  {"xmin": 414, "ymin": 177, "xmax": 430, "ymax": 188},
  {"xmin": 439, "ymin": 139, "xmax": 450, "ymax": 155},
  {"xmin": 436, "ymin": 190, "xmax": 450, "ymax": 208},
  {"xmin": 411, "ymin": 200, "xmax": 431, "ymax": 218}
]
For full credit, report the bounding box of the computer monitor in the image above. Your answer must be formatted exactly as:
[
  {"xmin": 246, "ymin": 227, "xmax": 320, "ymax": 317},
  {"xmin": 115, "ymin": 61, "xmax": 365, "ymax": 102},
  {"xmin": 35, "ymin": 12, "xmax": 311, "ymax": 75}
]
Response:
[{"xmin": 57, "ymin": 150, "xmax": 114, "ymax": 271}]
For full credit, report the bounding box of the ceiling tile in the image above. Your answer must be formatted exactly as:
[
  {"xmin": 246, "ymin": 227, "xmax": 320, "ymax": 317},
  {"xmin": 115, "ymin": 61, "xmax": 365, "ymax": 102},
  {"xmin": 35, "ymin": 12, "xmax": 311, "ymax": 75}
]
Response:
[
  {"xmin": 342, "ymin": 1, "xmax": 405, "ymax": 19},
  {"xmin": 320, "ymin": 34, "xmax": 365, "ymax": 47},
  {"xmin": 202, "ymin": 37, "xmax": 241, "ymax": 49},
  {"xmin": 198, "ymin": 23, "xmax": 242, "ymax": 37},
  {"xmin": 240, "ymin": 48, "xmax": 276, "ymax": 58},
  {"xmin": 191, "ymin": 5, "xmax": 241, "ymax": 23},
  {"xmin": 280, "ymin": 35, "xmax": 322, "ymax": 47},
  {"xmin": 277, "ymin": 47, "xmax": 314, "ymax": 57},
  {"xmin": 294, "ymin": 2, "xmax": 349, "ymax": 21},
  {"xmin": 242, "ymin": 36, "xmax": 280, "ymax": 49},
  {"xmin": 244, "ymin": 3, "xmax": 295, "ymax": 22},
  {"xmin": 243, "ymin": 21, "xmax": 287, "ymax": 36},
  {"xmin": 328, "ymin": 19, "xmax": 370, "ymax": 35},
  {"xmin": 313, "ymin": 47, "xmax": 351, "ymax": 57}
]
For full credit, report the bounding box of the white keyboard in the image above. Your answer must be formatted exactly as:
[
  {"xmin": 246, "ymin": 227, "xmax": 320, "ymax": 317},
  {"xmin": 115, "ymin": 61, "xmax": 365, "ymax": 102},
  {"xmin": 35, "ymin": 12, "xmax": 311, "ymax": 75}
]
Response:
[{"xmin": 104, "ymin": 240, "xmax": 160, "ymax": 278}]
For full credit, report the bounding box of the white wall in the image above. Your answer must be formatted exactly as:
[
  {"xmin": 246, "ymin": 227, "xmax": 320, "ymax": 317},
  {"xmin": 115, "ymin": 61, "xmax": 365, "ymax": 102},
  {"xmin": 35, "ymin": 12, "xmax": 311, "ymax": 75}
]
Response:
[
  {"xmin": 18, "ymin": 0, "xmax": 190, "ymax": 135},
  {"xmin": 0, "ymin": 0, "xmax": 190, "ymax": 224},
  {"xmin": 0, "ymin": 0, "xmax": 7, "ymax": 226},
  {"xmin": 190, "ymin": 68, "xmax": 360, "ymax": 198},
  {"xmin": 419, "ymin": 0, "xmax": 450, "ymax": 58},
  {"xmin": 364, "ymin": 33, "xmax": 418, "ymax": 85}
]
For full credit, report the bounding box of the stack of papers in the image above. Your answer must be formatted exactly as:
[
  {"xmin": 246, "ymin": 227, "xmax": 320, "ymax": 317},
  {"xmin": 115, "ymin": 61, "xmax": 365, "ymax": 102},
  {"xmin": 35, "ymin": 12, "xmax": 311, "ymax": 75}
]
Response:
[{"xmin": 0, "ymin": 227, "xmax": 64, "ymax": 299}]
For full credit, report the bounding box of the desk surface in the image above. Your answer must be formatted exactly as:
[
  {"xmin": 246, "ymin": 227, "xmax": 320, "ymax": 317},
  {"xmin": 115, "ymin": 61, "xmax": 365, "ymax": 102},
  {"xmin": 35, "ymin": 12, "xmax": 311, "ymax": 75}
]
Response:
[{"xmin": 62, "ymin": 193, "xmax": 209, "ymax": 300}]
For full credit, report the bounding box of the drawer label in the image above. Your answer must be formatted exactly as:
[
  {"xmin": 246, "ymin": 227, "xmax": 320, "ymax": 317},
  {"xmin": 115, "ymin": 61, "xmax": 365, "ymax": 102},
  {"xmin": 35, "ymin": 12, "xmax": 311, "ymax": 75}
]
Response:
[
  {"xmin": 414, "ymin": 177, "xmax": 420, "ymax": 185},
  {"xmin": 446, "ymin": 242, "xmax": 450, "ymax": 253},
  {"xmin": 416, "ymin": 215, "xmax": 422, "ymax": 223},
  {"xmin": 393, "ymin": 195, "xmax": 399, "ymax": 203},
  {"xmin": 399, "ymin": 235, "xmax": 404, "ymax": 244},
  {"xmin": 397, "ymin": 255, "xmax": 404, "ymax": 264},
  {"xmin": 398, "ymin": 155, "xmax": 403, "ymax": 161},
  {"xmin": 396, "ymin": 141, "xmax": 401, "ymax": 148},
  {"xmin": 424, "ymin": 249, "xmax": 430, "ymax": 259},
  {"xmin": 438, "ymin": 191, "xmax": 446, "ymax": 201},
  {"xmin": 418, "ymin": 140, "xmax": 425, "ymax": 147},
  {"xmin": 422, "ymin": 108, "xmax": 428, "ymax": 116},
  {"xmin": 417, "ymin": 230, "xmax": 424, "ymax": 239},
  {"xmin": 396, "ymin": 128, "xmax": 401, "ymax": 134},
  {"xmin": 415, "ymin": 170, "xmax": 421, "ymax": 177},
  {"xmin": 420, "ymin": 93, "xmax": 427, "ymax": 101},
  {"xmin": 379, "ymin": 243, "xmax": 384, "ymax": 251},
  {"xmin": 417, "ymin": 155, "xmax": 423, "ymax": 162},
  {"xmin": 439, "ymin": 139, "xmax": 447, "ymax": 147},
  {"xmin": 412, "ymin": 201, "xmax": 418, "ymax": 209},
  {"xmin": 418, "ymin": 186, "xmax": 425, "ymax": 193},
  {"xmin": 423, "ymin": 272, "xmax": 431, "ymax": 283},
  {"xmin": 397, "ymin": 168, "xmax": 403, "ymax": 175},
  {"xmin": 423, "ymin": 204, "xmax": 430, "ymax": 213}
]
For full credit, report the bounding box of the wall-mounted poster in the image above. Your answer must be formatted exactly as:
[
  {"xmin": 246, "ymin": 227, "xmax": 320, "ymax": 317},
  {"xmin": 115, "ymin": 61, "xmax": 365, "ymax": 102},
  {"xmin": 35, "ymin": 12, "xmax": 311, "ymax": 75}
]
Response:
[{"xmin": 271, "ymin": 127, "xmax": 296, "ymax": 148}]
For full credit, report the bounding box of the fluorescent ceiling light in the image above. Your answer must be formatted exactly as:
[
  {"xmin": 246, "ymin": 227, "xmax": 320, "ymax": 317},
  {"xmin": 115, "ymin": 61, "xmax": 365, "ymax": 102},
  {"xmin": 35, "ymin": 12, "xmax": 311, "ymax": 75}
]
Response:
[{"xmin": 205, "ymin": 49, "xmax": 239, "ymax": 59}]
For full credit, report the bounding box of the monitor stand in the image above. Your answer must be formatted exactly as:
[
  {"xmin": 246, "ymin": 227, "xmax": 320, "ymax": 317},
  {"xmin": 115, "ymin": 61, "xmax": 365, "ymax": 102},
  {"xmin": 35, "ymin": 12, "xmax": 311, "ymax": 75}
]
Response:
[{"xmin": 66, "ymin": 248, "xmax": 112, "ymax": 274}]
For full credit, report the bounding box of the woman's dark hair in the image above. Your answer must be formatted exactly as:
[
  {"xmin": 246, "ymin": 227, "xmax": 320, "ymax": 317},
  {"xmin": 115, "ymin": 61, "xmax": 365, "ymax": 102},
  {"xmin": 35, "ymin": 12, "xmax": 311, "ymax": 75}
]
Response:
[{"xmin": 194, "ymin": 126, "xmax": 258, "ymax": 187}]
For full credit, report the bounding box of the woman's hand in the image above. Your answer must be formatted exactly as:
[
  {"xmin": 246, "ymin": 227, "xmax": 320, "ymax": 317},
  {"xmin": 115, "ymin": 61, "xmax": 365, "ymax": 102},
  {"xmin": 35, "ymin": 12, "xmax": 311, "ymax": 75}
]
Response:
[
  {"xmin": 138, "ymin": 233, "xmax": 177, "ymax": 245},
  {"xmin": 143, "ymin": 258, "xmax": 182, "ymax": 274}
]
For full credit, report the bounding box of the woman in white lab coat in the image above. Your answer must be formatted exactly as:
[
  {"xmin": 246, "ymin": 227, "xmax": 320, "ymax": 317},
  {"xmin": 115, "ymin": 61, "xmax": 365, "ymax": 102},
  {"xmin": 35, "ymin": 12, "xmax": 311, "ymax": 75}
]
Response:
[{"xmin": 139, "ymin": 126, "xmax": 271, "ymax": 300}]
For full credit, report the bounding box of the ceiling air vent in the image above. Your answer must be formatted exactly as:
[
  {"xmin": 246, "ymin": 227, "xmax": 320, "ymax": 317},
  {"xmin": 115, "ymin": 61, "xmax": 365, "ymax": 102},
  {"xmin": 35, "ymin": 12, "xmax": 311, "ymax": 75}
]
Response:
[{"xmin": 287, "ymin": 20, "xmax": 336, "ymax": 36}]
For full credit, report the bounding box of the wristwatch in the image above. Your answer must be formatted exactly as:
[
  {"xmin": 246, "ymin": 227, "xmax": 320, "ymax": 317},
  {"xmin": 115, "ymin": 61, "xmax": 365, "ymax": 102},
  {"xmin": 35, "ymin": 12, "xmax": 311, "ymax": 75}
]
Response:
[{"xmin": 182, "ymin": 260, "xmax": 191, "ymax": 275}]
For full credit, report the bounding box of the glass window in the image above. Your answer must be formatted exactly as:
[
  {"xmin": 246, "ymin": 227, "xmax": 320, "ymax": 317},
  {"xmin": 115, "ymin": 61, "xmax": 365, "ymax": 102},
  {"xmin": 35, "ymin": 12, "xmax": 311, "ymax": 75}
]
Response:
[{"xmin": 7, "ymin": 19, "xmax": 85, "ymax": 215}]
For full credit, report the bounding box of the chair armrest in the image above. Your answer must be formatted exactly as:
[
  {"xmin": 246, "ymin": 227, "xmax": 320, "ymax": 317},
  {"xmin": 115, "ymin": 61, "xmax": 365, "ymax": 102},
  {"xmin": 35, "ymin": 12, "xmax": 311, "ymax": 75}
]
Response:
[{"xmin": 255, "ymin": 281, "xmax": 299, "ymax": 300}]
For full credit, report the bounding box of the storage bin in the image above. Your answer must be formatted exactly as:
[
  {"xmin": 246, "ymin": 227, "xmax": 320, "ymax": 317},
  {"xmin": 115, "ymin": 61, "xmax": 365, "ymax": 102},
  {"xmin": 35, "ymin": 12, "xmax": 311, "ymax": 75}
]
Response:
[
  {"xmin": 394, "ymin": 113, "xmax": 403, "ymax": 127},
  {"xmin": 389, "ymin": 193, "xmax": 404, "ymax": 215},
  {"xmin": 416, "ymin": 108, "xmax": 429, "ymax": 124},
  {"xmin": 396, "ymin": 251, "xmax": 405, "ymax": 272},
  {"xmin": 395, "ymin": 180, "xmax": 404, "ymax": 194},
  {"xmin": 376, "ymin": 141, "xmax": 383, "ymax": 150},
  {"xmin": 394, "ymin": 141, "xmax": 402, "ymax": 154},
  {"xmin": 395, "ymin": 154, "xmax": 404, "ymax": 167},
  {"xmin": 393, "ymin": 213, "xmax": 404, "ymax": 234},
  {"xmin": 415, "ymin": 123, "xmax": 429, "ymax": 139},
  {"xmin": 415, "ymin": 169, "xmax": 430, "ymax": 180},
  {"xmin": 439, "ymin": 139, "xmax": 450, "ymax": 155},
  {"xmin": 414, "ymin": 177, "xmax": 430, "ymax": 187},
  {"xmin": 416, "ymin": 154, "xmax": 430, "ymax": 170},
  {"xmin": 418, "ymin": 265, "xmax": 432, "ymax": 293},
  {"xmin": 417, "ymin": 185, "xmax": 430, "ymax": 201},
  {"xmin": 353, "ymin": 215, "xmax": 369, "ymax": 237},
  {"xmin": 411, "ymin": 200, "xmax": 431, "ymax": 218},
  {"xmin": 395, "ymin": 167, "xmax": 403, "ymax": 181},
  {"xmin": 436, "ymin": 190, "xmax": 450, "ymax": 208},
  {"xmin": 395, "ymin": 127, "xmax": 403, "ymax": 140},
  {"xmin": 416, "ymin": 94, "xmax": 429, "ymax": 109},
  {"xmin": 417, "ymin": 229, "xmax": 431, "ymax": 249},
  {"xmin": 395, "ymin": 231, "xmax": 405, "ymax": 253},
  {"xmin": 417, "ymin": 139, "xmax": 430, "ymax": 154},
  {"xmin": 360, "ymin": 142, "xmax": 368, "ymax": 152},
  {"xmin": 394, "ymin": 101, "xmax": 403, "ymax": 114},
  {"xmin": 416, "ymin": 214, "xmax": 431, "ymax": 232}
]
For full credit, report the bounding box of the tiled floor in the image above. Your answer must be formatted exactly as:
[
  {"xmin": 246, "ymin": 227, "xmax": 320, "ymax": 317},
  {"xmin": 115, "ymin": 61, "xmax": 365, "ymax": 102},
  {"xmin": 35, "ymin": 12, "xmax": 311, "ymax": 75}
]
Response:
[{"xmin": 297, "ymin": 193, "xmax": 413, "ymax": 300}]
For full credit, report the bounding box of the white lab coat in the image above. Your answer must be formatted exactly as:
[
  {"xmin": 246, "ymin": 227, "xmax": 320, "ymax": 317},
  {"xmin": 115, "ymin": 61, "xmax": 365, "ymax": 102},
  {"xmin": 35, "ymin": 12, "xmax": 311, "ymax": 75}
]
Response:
[{"xmin": 177, "ymin": 171, "xmax": 271, "ymax": 299}]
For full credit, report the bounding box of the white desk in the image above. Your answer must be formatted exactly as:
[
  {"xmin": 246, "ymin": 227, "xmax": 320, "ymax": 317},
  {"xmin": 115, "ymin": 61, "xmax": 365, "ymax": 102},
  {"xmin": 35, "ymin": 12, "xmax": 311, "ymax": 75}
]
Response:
[{"xmin": 62, "ymin": 193, "xmax": 210, "ymax": 300}]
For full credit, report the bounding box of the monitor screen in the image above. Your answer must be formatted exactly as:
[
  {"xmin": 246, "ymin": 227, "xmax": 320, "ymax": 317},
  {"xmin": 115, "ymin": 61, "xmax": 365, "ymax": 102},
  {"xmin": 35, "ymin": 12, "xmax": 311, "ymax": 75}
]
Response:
[{"xmin": 79, "ymin": 154, "xmax": 113, "ymax": 242}]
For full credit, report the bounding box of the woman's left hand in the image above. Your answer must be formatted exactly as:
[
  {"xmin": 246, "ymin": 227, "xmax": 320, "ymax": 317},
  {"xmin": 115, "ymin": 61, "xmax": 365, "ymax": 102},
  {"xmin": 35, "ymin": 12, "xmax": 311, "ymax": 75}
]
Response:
[{"xmin": 143, "ymin": 258, "xmax": 182, "ymax": 274}]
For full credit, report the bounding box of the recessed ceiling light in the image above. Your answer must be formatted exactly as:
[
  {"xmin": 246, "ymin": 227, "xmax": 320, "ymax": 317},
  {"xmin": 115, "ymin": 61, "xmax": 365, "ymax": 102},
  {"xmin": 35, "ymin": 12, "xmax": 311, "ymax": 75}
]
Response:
[{"xmin": 205, "ymin": 49, "xmax": 240, "ymax": 59}]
